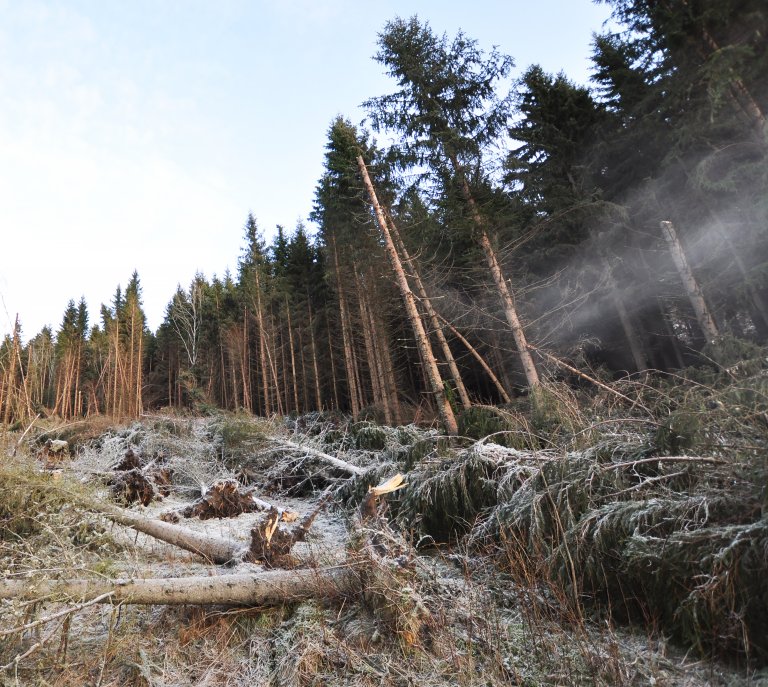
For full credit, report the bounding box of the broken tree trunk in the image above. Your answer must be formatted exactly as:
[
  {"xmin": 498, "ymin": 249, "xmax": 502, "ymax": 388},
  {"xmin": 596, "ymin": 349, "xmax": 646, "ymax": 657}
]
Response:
[
  {"xmin": 0, "ymin": 567, "xmax": 356, "ymax": 606},
  {"xmin": 247, "ymin": 498, "xmax": 327, "ymax": 568},
  {"xmin": 356, "ymin": 154, "xmax": 458, "ymax": 435}
]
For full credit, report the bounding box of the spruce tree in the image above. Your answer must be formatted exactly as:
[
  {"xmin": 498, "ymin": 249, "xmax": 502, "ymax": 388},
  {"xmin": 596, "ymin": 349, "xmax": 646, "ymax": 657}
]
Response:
[{"xmin": 366, "ymin": 16, "xmax": 540, "ymax": 387}]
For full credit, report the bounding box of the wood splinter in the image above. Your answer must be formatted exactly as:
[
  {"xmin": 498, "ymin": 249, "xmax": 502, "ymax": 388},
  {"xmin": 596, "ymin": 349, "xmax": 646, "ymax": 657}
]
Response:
[{"xmin": 361, "ymin": 473, "xmax": 407, "ymax": 521}]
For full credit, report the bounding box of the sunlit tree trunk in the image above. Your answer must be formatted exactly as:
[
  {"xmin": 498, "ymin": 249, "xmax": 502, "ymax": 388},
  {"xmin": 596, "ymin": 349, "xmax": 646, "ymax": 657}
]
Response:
[
  {"xmin": 451, "ymin": 160, "xmax": 540, "ymax": 388},
  {"xmin": 386, "ymin": 212, "xmax": 471, "ymax": 410},
  {"xmin": 660, "ymin": 221, "xmax": 720, "ymax": 342},
  {"xmin": 357, "ymin": 155, "xmax": 458, "ymax": 434}
]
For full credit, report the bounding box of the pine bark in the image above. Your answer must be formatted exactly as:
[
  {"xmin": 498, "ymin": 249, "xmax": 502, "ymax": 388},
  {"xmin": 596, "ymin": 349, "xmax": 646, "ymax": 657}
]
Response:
[
  {"xmin": 385, "ymin": 213, "xmax": 472, "ymax": 410},
  {"xmin": 331, "ymin": 236, "xmax": 362, "ymax": 417},
  {"xmin": 0, "ymin": 568, "xmax": 355, "ymax": 606},
  {"xmin": 356, "ymin": 155, "xmax": 458, "ymax": 435},
  {"xmin": 449, "ymin": 159, "xmax": 540, "ymax": 388},
  {"xmin": 308, "ymin": 302, "xmax": 324, "ymax": 411},
  {"xmin": 355, "ymin": 270, "xmax": 389, "ymax": 424},
  {"xmin": 286, "ymin": 299, "xmax": 300, "ymax": 413},
  {"xmin": 99, "ymin": 503, "xmax": 244, "ymax": 564},
  {"xmin": 254, "ymin": 272, "xmax": 271, "ymax": 416}
]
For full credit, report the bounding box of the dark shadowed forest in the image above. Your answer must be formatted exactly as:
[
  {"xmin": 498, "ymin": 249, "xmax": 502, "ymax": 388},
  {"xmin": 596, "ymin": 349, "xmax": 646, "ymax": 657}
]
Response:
[{"xmin": 1, "ymin": 2, "xmax": 768, "ymax": 685}]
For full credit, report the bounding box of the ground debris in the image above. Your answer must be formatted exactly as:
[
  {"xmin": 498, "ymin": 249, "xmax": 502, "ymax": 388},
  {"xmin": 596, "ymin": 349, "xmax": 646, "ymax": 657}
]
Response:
[
  {"xmin": 157, "ymin": 478, "xmax": 300, "ymax": 525},
  {"xmin": 246, "ymin": 498, "xmax": 327, "ymax": 568},
  {"xmin": 107, "ymin": 447, "xmax": 174, "ymax": 505}
]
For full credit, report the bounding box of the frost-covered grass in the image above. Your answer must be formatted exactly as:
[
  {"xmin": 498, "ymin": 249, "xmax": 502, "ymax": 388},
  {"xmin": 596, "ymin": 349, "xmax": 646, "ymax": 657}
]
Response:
[{"xmin": 1, "ymin": 350, "xmax": 767, "ymax": 685}]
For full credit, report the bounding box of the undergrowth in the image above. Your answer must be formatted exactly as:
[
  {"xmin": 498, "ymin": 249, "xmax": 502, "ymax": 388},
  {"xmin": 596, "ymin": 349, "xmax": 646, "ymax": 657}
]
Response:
[{"xmin": 1, "ymin": 342, "xmax": 767, "ymax": 684}]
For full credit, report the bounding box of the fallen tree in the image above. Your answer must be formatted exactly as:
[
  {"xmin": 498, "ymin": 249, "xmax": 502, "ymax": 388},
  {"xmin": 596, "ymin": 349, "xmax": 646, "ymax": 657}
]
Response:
[
  {"xmin": 268, "ymin": 438, "xmax": 367, "ymax": 476},
  {"xmin": 97, "ymin": 502, "xmax": 245, "ymax": 564},
  {"xmin": 97, "ymin": 494, "xmax": 322, "ymax": 566},
  {"xmin": 0, "ymin": 566, "xmax": 356, "ymax": 605}
]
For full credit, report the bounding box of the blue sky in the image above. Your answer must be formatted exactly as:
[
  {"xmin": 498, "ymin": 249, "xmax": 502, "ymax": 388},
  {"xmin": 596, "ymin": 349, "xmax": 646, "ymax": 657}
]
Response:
[{"xmin": 0, "ymin": 0, "xmax": 614, "ymax": 340}]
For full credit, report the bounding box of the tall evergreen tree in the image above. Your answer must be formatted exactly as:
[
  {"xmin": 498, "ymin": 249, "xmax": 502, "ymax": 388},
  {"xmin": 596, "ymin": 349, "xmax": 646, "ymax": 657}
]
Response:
[{"xmin": 366, "ymin": 16, "xmax": 540, "ymax": 387}]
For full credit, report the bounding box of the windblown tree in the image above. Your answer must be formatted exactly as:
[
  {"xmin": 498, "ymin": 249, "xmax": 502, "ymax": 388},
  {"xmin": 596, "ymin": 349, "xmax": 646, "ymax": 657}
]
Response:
[
  {"xmin": 366, "ymin": 16, "xmax": 540, "ymax": 388},
  {"xmin": 24, "ymin": 326, "xmax": 55, "ymax": 414},
  {"xmin": 312, "ymin": 119, "xmax": 407, "ymax": 425},
  {"xmin": 169, "ymin": 275, "xmax": 205, "ymax": 371},
  {"xmin": 0, "ymin": 317, "xmax": 31, "ymax": 425}
]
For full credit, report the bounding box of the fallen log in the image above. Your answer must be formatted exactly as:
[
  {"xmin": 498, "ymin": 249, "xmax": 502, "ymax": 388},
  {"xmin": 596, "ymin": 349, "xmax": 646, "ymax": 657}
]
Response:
[
  {"xmin": 269, "ymin": 439, "xmax": 366, "ymax": 477},
  {"xmin": 0, "ymin": 566, "xmax": 357, "ymax": 606},
  {"xmin": 97, "ymin": 503, "xmax": 244, "ymax": 564}
]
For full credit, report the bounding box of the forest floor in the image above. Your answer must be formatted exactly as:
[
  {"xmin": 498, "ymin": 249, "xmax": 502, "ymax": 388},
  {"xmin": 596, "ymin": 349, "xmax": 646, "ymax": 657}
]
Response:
[{"xmin": 2, "ymin": 360, "xmax": 768, "ymax": 685}]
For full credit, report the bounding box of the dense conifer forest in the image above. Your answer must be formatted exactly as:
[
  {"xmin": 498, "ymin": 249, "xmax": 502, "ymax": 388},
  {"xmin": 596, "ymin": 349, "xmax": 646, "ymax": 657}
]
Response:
[{"xmin": 2, "ymin": 2, "xmax": 766, "ymax": 425}]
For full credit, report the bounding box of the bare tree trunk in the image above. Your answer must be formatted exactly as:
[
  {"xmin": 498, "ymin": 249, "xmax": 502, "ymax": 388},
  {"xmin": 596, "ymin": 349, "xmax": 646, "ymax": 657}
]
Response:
[
  {"xmin": 278, "ymin": 314, "xmax": 289, "ymax": 413},
  {"xmin": 134, "ymin": 314, "xmax": 144, "ymax": 417},
  {"xmin": 270, "ymin": 438, "xmax": 366, "ymax": 476},
  {"xmin": 433, "ymin": 311, "xmax": 512, "ymax": 403},
  {"xmin": 99, "ymin": 503, "xmax": 244, "ymax": 564},
  {"xmin": 298, "ymin": 327, "xmax": 310, "ymax": 411},
  {"xmin": 2, "ymin": 317, "xmax": 21, "ymax": 425},
  {"xmin": 449, "ymin": 157, "xmax": 540, "ymax": 388},
  {"xmin": 355, "ymin": 271, "xmax": 389, "ymax": 423},
  {"xmin": 356, "ymin": 155, "xmax": 458, "ymax": 435},
  {"xmin": 367, "ymin": 268, "xmax": 402, "ymax": 425},
  {"xmin": 327, "ymin": 325, "xmax": 340, "ymax": 410},
  {"xmin": 660, "ymin": 221, "xmax": 720, "ymax": 342},
  {"xmin": 308, "ymin": 301, "xmax": 323, "ymax": 411},
  {"xmin": 254, "ymin": 274, "xmax": 271, "ymax": 416},
  {"xmin": 385, "ymin": 213, "xmax": 471, "ymax": 410},
  {"xmin": 331, "ymin": 236, "xmax": 361, "ymax": 417},
  {"xmin": 0, "ymin": 568, "xmax": 355, "ymax": 606},
  {"xmin": 271, "ymin": 312, "xmax": 285, "ymax": 416},
  {"xmin": 241, "ymin": 311, "xmax": 252, "ymax": 412},
  {"xmin": 286, "ymin": 298, "xmax": 300, "ymax": 413}
]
